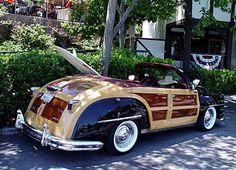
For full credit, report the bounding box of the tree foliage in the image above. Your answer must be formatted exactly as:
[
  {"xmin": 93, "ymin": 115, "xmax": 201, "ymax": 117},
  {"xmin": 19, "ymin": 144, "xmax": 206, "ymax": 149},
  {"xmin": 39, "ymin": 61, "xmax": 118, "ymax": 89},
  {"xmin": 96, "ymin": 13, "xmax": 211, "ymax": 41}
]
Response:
[
  {"xmin": 70, "ymin": 0, "xmax": 85, "ymax": 22},
  {"xmin": 128, "ymin": 0, "xmax": 175, "ymax": 24},
  {"xmin": 193, "ymin": 0, "xmax": 235, "ymax": 35},
  {"xmin": 9, "ymin": 24, "xmax": 55, "ymax": 50},
  {"xmin": 80, "ymin": 0, "xmax": 108, "ymax": 38},
  {"xmin": 101, "ymin": 0, "xmax": 176, "ymax": 75},
  {"xmin": 0, "ymin": 4, "xmax": 7, "ymax": 17},
  {"xmin": 70, "ymin": 0, "xmax": 175, "ymax": 39},
  {"xmin": 67, "ymin": 0, "xmax": 176, "ymax": 75}
]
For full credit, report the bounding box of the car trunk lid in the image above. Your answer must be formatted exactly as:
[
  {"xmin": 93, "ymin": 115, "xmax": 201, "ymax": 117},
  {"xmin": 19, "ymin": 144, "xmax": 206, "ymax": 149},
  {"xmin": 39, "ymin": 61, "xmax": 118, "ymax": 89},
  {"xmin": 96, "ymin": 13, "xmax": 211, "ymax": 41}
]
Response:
[{"xmin": 55, "ymin": 46, "xmax": 100, "ymax": 76}]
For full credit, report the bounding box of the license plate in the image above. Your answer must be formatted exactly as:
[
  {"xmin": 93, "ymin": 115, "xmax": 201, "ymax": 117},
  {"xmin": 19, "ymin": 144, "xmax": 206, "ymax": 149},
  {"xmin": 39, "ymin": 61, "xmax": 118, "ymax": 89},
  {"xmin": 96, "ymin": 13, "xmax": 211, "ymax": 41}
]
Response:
[{"xmin": 41, "ymin": 92, "xmax": 54, "ymax": 103}]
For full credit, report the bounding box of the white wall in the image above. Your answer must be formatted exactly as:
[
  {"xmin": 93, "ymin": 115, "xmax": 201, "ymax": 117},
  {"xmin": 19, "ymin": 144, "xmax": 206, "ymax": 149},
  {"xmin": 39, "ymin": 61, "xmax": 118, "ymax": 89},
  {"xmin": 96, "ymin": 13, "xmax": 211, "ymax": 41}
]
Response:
[
  {"xmin": 168, "ymin": 2, "xmax": 186, "ymax": 23},
  {"xmin": 142, "ymin": 21, "xmax": 157, "ymax": 38},
  {"xmin": 213, "ymin": 5, "xmax": 231, "ymax": 22},
  {"xmin": 192, "ymin": 0, "xmax": 210, "ymax": 19},
  {"xmin": 192, "ymin": 0, "xmax": 232, "ymax": 22},
  {"xmin": 56, "ymin": 9, "xmax": 70, "ymax": 21},
  {"xmin": 142, "ymin": 20, "xmax": 166, "ymax": 39},
  {"xmin": 176, "ymin": 3, "xmax": 185, "ymax": 21}
]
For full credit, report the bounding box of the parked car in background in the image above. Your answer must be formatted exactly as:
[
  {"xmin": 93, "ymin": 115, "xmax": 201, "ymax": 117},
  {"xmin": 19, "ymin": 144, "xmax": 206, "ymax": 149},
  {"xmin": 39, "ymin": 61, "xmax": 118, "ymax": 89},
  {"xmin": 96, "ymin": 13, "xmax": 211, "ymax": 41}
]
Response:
[{"xmin": 15, "ymin": 46, "xmax": 225, "ymax": 154}]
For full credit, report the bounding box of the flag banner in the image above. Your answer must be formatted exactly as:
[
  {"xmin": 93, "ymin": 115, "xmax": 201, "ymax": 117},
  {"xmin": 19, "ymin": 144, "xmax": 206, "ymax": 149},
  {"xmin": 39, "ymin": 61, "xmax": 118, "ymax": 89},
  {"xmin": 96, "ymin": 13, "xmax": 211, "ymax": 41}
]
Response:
[{"xmin": 192, "ymin": 54, "xmax": 222, "ymax": 70}]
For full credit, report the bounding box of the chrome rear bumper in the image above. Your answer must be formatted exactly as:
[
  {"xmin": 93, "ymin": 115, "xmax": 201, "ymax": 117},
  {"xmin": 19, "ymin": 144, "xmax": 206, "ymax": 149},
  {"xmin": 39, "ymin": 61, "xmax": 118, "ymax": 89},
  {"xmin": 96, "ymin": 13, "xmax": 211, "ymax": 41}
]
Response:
[{"xmin": 15, "ymin": 110, "xmax": 104, "ymax": 151}]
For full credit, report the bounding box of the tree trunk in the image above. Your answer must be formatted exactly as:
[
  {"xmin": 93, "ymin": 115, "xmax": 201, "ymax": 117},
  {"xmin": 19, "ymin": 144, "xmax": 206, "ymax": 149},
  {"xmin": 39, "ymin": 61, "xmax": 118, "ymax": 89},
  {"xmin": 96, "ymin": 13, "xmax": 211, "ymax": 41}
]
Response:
[
  {"xmin": 112, "ymin": 0, "xmax": 138, "ymax": 39},
  {"xmin": 127, "ymin": 25, "xmax": 135, "ymax": 50},
  {"xmin": 119, "ymin": 0, "xmax": 125, "ymax": 48},
  {"xmin": 102, "ymin": 0, "xmax": 118, "ymax": 76},
  {"xmin": 102, "ymin": 0, "xmax": 138, "ymax": 76}
]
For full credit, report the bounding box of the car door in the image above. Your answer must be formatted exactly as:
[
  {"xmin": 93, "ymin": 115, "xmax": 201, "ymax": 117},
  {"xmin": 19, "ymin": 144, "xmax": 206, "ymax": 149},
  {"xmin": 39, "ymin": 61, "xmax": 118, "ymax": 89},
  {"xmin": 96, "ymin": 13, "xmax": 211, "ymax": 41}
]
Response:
[
  {"xmin": 132, "ymin": 87, "xmax": 170, "ymax": 130},
  {"xmin": 131, "ymin": 66, "xmax": 172, "ymax": 130},
  {"xmin": 132, "ymin": 65, "xmax": 200, "ymax": 131},
  {"xmin": 164, "ymin": 69, "xmax": 200, "ymax": 128},
  {"xmin": 168, "ymin": 88, "xmax": 200, "ymax": 128}
]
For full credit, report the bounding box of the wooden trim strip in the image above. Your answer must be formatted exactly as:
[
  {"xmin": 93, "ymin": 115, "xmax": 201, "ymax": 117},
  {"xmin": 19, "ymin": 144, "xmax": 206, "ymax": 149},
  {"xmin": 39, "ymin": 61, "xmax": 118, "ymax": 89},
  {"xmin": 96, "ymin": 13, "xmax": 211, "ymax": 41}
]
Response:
[
  {"xmin": 151, "ymin": 105, "xmax": 198, "ymax": 111},
  {"xmin": 151, "ymin": 107, "xmax": 169, "ymax": 111},
  {"xmin": 172, "ymin": 105, "xmax": 199, "ymax": 110}
]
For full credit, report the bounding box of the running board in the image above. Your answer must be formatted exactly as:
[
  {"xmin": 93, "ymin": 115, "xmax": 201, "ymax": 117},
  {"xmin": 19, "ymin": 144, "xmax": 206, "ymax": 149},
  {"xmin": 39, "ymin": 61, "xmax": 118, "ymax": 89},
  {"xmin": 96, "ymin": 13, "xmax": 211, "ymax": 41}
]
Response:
[{"xmin": 141, "ymin": 124, "xmax": 195, "ymax": 134}]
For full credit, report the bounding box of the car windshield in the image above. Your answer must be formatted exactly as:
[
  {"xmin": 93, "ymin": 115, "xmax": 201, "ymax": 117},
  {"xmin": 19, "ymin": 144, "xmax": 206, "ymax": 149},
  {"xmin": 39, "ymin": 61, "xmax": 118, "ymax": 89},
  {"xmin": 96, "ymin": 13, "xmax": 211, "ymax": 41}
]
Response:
[
  {"xmin": 141, "ymin": 68, "xmax": 181, "ymax": 81},
  {"xmin": 136, "ymin": 64, "xmax": 187, "ymax": 89}
]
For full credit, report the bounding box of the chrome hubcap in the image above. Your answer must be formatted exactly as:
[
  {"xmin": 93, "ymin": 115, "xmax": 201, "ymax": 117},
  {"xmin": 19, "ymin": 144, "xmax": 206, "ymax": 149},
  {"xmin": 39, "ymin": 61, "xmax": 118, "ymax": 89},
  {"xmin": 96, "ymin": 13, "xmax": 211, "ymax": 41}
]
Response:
[
  {"xmin": 113, "ymin": 121, "xmax": 138, "ymax": 152},
  {"xmin": 204, "ymin": 107, "xmax": 216, "ymax": 129},
  {"xmin": 116, "ymin": 126, "xmax": 130, "ymax": 143},
  {"xmin": 115, "ymin": 125, "xmax": 133, "ymax": 148}
]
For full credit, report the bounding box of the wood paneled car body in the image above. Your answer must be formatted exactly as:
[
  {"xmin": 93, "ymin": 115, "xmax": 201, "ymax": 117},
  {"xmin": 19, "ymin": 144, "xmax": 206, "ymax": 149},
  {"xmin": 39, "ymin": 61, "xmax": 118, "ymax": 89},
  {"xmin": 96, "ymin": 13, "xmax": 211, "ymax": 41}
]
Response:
[{"xmin": 15, "ymin": 47, "xmax": 225, "ymax": 154}]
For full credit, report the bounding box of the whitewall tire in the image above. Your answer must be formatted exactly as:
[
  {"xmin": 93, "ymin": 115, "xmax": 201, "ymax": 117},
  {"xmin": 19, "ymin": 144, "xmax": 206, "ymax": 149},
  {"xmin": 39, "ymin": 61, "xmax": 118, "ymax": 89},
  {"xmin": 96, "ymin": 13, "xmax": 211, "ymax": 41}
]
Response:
[
  {"xmin": 196, "ymin": 107, "xmax": 217, "ymax": 131},
  {"xmin": 105, "ymin": 120, "xmax": 139, "ymax": 154}
]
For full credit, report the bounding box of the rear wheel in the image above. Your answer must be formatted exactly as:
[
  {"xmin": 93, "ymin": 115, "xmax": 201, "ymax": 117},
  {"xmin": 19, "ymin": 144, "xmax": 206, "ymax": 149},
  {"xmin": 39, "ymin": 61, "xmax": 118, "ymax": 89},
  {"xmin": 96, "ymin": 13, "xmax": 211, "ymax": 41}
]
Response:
[
  {"xmin": 195, "ymin": 106, "xmax": 217, "ymax": 131},
  {"xmin": 105, "ymin": 120, "xmax": 139, "ymax": 155}
]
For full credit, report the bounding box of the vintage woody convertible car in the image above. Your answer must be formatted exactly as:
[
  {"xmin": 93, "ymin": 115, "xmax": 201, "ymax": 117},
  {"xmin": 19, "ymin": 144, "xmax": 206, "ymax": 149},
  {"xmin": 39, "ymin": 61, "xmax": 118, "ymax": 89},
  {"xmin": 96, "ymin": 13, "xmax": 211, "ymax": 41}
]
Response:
[{"xmin": 15, "ymin": 46, "xmax": 224, "ymax": 154}]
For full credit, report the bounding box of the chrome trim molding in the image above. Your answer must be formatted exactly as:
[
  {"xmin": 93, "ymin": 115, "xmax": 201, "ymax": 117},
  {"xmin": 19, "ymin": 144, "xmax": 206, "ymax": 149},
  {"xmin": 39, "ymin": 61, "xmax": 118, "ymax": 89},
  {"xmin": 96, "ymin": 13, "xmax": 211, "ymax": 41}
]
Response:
[
  {"xmin": 68, "ymin": 99, "xmax": 80, "ymax": 112},
  {"xmin": 141, "ymin": 123, "xmax": 195, "ymax": 134},
  {"xmin": 15, "ymin": 110, "xmax": 104, "ymax": 151},
  {"xmin": 210, "ymin": 104, "xmax": 224, "ymax": 107},
  {"xmin": 97, "ymin": 115, "xmax": 142, "ymax": 124},
  {"xmin": 219, "ymin": 117, "xmax": 225, "ymax": 121}
]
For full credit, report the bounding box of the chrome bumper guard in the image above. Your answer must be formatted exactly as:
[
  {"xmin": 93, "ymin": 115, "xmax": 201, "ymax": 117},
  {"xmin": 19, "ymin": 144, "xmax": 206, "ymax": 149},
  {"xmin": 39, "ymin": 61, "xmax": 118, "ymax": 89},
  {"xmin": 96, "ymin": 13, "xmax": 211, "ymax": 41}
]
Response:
[{"xmin": 15, "ymin": 110, "xmax": 104, "ymax": 151}]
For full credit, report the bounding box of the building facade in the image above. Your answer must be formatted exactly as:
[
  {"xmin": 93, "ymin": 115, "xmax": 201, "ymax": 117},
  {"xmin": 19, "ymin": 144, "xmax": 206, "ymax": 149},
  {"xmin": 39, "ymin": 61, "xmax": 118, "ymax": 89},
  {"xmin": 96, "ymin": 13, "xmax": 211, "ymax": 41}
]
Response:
[{"xmin": 141, "ymin": 0, "xmax": 236, "ymax": 70}]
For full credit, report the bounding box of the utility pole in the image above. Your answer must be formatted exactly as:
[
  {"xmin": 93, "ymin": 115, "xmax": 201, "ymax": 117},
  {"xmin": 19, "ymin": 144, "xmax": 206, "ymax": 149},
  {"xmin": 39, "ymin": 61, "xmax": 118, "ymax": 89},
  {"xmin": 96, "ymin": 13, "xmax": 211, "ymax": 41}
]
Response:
[
  {"xmin": 45, "ymin": 0, "xmax": 48, "ymax": 18},
  {"xmin": 14, "ymin": 0, "xmax": 17, "ymax": 14},
  {"xmin": 183, "ymin": 0, "xmax": 192, "ymax": 70}
]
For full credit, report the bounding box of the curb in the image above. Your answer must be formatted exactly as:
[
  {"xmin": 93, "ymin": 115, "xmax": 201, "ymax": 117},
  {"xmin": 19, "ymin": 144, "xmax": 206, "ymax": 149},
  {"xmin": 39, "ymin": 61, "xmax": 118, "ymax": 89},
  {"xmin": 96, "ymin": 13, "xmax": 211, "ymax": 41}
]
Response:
[{"xmin": 0, "ymin": 127, "xmax": 19, "ymax": 136}]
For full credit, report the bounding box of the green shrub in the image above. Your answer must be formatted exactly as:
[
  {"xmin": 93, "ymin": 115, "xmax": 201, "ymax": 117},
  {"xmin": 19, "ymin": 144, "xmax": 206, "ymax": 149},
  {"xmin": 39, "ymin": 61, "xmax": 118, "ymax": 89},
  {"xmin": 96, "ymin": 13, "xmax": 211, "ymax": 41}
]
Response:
[
  {"xmin": 60, "ymin": 22, "xmax": 81, "ymax": 37},
  {"xmin": 0, "ymin": 50, "xmax": 78, "ymax": 119},
  {"xmin": 10, "ymin": 24, "xmax": 55, "ymax": 50},
  {"xmin": 0, "ymin": 4, "xmax": 7, "ymax": 17},
  {"xmin": 186, "ymin": 69, "xmax": 236, "ymax": 94},
  {"xmin": 0, "ymin": 41, "xmax": 23, "ymax": 52},
  {"xmin": 78, "ymin": 48, "xmax": 174, "ymax": 79}
]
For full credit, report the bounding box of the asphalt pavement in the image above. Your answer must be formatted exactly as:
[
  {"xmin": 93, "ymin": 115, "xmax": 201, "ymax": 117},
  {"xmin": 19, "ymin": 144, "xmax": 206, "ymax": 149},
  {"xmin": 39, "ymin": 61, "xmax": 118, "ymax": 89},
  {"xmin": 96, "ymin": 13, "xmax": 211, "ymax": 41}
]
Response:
[{"xmin": 0, "ymin": 102, "xmax": 236, "ymax": 170}]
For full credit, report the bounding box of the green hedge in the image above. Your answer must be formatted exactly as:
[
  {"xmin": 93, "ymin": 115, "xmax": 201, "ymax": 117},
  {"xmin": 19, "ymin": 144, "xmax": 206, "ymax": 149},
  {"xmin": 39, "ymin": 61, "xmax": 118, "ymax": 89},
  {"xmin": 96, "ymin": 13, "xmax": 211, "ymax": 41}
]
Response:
[
  {"xmin": 78, "ymin": 48, "xmax": 174, "ymax": 79},
  {"xmin": 0, "ymin": 50, "xmax": 78, "ymax": 121},
  {"xmin": 0, "ymin": 48, "xmax": 173, "ymax": 123},
  {"xmin": 186, "ymin": 69, "xmax": 236, "ymax": 95}
]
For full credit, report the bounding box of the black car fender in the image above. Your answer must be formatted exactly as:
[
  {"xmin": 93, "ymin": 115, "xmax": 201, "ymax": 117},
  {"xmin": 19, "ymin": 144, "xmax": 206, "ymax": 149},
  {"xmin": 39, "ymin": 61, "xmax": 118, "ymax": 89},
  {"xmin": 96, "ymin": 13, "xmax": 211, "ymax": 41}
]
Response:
[
  {"xmin": 199, "ymin": 94, "xmax": 224, "ymax": 119},
  {"xmin": 71, "ymin": 98, "xmax": 149, "ymax": 140}
]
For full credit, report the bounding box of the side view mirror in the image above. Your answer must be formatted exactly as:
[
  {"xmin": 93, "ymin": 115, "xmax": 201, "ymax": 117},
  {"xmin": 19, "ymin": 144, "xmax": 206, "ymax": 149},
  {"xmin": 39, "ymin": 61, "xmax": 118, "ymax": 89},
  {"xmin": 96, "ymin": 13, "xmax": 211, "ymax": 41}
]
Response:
[
  {"xmin": 128, "ymin": 75, "xmax": 135, "ymax": 81},
  {"xmin": 192, "ymin": 79, "xmax": 200, "ymax": 88}
]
